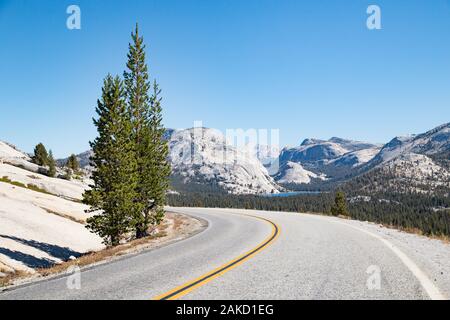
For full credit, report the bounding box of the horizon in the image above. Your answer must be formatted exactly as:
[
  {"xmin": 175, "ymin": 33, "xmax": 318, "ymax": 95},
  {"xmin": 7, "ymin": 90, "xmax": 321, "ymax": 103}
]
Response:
[{"xmin": 1, "ymin": 0, "xmax": 450, "ymax": 157}]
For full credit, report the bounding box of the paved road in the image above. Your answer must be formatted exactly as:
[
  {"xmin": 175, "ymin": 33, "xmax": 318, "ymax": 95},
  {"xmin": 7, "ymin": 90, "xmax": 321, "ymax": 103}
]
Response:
[{"xmin": 0, "ymin": 207, "xmax": 446, "ymax": 300}]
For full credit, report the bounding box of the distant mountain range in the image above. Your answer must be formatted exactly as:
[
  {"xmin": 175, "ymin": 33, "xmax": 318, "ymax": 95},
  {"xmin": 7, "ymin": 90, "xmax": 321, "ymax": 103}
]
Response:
[
  {"xmin": 54, "ymin": 122, "xmax": 450, "ymax": 196},
  {"xmin": 275, "ymin": 137, "xmax": 382, "ymax": 188},
  {"xmin": 346, "ymin": 122, "xmax": 450, "ymax": 196},
  {"xmin": 276, "ymin": 123, "xmax": 449, "ymax": 194}
]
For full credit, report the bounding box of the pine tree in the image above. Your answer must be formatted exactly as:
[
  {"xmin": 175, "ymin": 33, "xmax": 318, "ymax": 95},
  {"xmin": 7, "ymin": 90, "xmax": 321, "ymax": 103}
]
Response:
[
  {"xmin": 124, "ymin": 24, "xmax": 169, "ymax": 238},
  {"xmin": 146, "ymin": 81, "xmax": 171, "ymax": 226},
  {"xmin": 66, "ymin": 154, "xmax": 79, "ymax": 173},
  {"xmin": 47, "ymin": 150, "xmax": 57, "ymax": 177},
  {"xmin": 83, "ymin": 75, "xmax": 141, "ymax": 246},
  {"xmin": 331, "ymin": 191, "xmax": 349, "ymax": 217},
  {"xmin": 32, "ymin": 143, "xmax": 49, "ymax": 166}
]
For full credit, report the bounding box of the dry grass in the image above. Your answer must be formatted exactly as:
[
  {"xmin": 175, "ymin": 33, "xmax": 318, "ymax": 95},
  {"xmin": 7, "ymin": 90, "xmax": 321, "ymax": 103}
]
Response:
[
  {"xmin": 0, "ymin": 270, "xmax": 30, "ymax": 287},
  {"xmin": 172, "ymin": 214, "xmax": 185, "ymax": 230},
  {"xmin": 0, "ymin": 176, "xmax": 53, "ymax": 195},
  {"xmin": 303, "ymin": 211, "xmax": 450, "ymax": 243},
  {"xmin": 382, "ymin": 224, "xmax": 450, "ymax": 243},
  {"xmin": 40, "ymin": 207, "xmax": 86, "ymax": 224}
]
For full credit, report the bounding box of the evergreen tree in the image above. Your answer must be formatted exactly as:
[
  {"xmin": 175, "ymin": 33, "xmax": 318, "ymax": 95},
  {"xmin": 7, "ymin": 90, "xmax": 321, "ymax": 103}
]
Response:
[
  {"xmin": 66, "ymin": 154, "xmax": 79, "ymax": 173},
  {"xmin": 32, "ymin": 143, "xmax": 49, "ymax": 166},
  {"xmin": 47, "ymin": 150, "xmax": 57, "ymax": 178},
  {"xmin": 124, "ymin": 24, "xmax": 169, "ymax": 238},
  {"xmin": 146, "ymin": 81, "xmax": 171, "ymax": 225},
  {"xmin": 83, "ymin": 75, "xmax": 141, "ymax": 246},
  {"xmin": 331, "ymin": 191, "xmax": 349, "ymax": 217}
]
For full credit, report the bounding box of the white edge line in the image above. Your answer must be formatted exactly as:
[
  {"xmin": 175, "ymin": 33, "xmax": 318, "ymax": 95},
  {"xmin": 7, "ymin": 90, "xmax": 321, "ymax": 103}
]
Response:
[{"xmin": 331, "ymin": 219, "xmax": 446, "ymax": 300}]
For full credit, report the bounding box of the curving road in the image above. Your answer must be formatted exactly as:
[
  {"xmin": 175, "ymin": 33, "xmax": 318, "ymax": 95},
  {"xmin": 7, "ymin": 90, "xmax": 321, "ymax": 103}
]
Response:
[{"xmin": 0, "ymin": 207, "xmax": 447, "ymax": 300}]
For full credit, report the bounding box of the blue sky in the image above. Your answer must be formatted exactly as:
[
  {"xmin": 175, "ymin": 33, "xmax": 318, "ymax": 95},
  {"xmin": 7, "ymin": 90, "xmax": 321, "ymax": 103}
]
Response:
[{"xmin": 0, "ymin": 0, "xmax": 449, "ymax": 157}]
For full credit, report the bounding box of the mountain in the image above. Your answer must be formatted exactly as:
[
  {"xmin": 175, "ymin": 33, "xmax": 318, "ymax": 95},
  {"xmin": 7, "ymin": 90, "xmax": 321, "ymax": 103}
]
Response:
[
  {"xmin": 363, "ymin": 122, "xmax": 450, "ymax": 169},
  {"xmin": 281, "ymin": 139, "xmax": 348, "ymax": 163},
  {"xmin": 251, "ymin": 144, "xmax": 280, "ymax": 167},
  {"xmin": 274, "ymin": 137, "xmax": 381, "ymax": 187},
  {"xmin": 272, "ymin": 161, "xmax": 327, "ymax": 184},
  {"xmin": 350, "ymin": 123, "xmax": 450, "ymax": 195},
  {"xmin": 167, "ymin": 128, "xmax": 280, "ymax": 195},
  {"xmin": 274, "ymin": 124, "xmax": 450, "ymax": 193},
  {"xmin": 329, "ymin": 147, "xmax": 381, "ymax": 168}
]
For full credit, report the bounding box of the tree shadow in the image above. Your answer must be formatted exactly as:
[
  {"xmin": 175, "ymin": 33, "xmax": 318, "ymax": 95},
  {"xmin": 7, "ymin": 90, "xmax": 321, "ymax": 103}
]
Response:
[
  {"xmin": 0, "ymin": 234, "xmax": 82, "ymax": 261},
  {"xmin": 0, "ymin": 247, "xmax": 55, "ymax": 268}
]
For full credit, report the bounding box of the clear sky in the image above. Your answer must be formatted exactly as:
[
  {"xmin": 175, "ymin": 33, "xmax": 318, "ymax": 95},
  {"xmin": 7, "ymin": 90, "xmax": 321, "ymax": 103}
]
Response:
[{"xmin": 1, "ymin": 0, "xmax": 449, "ymax": 157}]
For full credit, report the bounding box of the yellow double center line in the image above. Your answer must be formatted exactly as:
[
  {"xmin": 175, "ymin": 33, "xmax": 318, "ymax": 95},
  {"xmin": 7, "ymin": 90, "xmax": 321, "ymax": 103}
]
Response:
[{"xmin": 152, "ymin": 215, "xmax": 280, "ymax": 300}]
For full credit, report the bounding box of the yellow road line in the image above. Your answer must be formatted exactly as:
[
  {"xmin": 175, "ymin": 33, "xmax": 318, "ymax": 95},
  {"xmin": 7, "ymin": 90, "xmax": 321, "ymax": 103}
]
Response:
[{"xmin": 152, "ymin": 215, "xmax": 280, "ymax": 300}]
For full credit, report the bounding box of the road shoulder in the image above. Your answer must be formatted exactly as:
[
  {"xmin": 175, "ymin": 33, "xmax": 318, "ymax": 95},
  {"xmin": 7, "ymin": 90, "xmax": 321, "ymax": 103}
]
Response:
[{"xmin": 0, "ymin": 211, "xmax": 208, "ymax": 291}]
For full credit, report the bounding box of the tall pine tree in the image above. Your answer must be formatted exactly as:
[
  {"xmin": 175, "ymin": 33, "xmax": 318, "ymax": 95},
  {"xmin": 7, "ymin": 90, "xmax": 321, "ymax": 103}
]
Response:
[
  {"xmin": 83, "ymin": 75, "xmax": 141, "ymax": 246},
  {"xmin": 124, "ymin": 24, "xmax": 170, "ymax": 238}
]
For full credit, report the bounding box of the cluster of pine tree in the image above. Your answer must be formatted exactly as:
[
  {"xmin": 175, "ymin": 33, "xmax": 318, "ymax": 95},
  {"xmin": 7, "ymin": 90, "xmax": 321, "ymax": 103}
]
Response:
[
  {"xmin": 83, "ymin": 25, "xmax": 171, "ymax": 246},
  {"xmin": 31, "ymin": 143, "xmax": 81, "ymax": 179}
]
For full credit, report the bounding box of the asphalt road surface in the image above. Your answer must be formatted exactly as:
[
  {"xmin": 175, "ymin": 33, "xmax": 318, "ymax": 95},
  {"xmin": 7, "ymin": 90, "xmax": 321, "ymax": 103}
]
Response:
[{"xmin": 0, "ymin": 207, "xmax": 446, "ymax": 300}]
